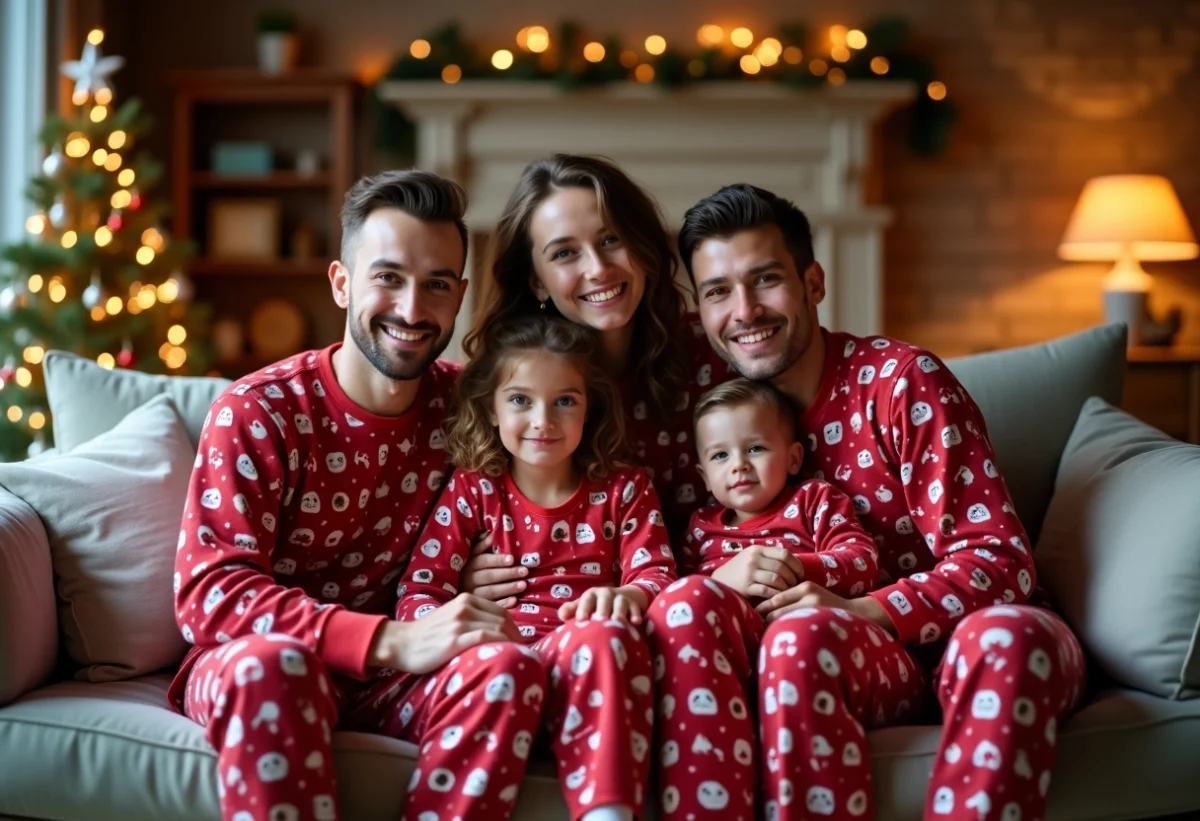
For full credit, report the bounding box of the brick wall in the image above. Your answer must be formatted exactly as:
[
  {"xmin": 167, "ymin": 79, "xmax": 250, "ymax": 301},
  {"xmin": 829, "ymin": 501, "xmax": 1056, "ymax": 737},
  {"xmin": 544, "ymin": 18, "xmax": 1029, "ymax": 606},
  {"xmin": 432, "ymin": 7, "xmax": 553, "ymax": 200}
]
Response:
[{"xmin": 113, "ymin": 0, "xmax": 1200, "ymax": 358}]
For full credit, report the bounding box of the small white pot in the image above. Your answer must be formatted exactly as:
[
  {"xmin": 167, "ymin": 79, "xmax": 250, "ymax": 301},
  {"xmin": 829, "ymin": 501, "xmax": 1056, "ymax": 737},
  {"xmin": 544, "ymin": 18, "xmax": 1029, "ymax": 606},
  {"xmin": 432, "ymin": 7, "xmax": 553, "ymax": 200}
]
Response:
[{"xmin": 257, "ymin": 32, "xmax": 298, "ymax": 75}]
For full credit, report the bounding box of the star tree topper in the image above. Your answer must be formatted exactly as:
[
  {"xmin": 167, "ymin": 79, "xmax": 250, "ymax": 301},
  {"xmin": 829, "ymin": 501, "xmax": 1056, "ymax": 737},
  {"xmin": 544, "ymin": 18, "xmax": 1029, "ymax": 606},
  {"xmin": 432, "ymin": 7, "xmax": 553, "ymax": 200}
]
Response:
[{"xmin": 61, "ymin": 40, "xmax": 125, "ymax": 99}]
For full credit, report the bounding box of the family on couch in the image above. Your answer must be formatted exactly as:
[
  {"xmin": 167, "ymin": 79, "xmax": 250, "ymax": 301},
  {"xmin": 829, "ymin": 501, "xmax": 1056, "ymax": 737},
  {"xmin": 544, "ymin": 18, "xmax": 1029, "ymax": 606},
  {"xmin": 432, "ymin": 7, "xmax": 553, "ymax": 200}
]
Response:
[{"xmin": 171, "ymin": 155, "xmax": 1086, "ymax": 821}]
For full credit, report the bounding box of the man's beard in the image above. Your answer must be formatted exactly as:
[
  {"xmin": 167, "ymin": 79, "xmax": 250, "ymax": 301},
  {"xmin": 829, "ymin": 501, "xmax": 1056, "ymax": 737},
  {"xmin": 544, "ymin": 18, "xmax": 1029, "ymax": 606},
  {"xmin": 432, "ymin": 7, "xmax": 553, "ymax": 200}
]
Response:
[
  {"xmin": 714, "ymin": 302, "xmax": 812, "ymax": 382},
  {"xmin": 349, "ymin": 311, "xmax": 450, "ymax": 381}
]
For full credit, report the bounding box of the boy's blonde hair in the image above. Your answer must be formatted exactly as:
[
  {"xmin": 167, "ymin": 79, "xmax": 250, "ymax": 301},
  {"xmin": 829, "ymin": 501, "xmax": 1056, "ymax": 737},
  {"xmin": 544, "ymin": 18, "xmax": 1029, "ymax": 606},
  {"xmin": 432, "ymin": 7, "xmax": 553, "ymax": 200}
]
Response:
[{"xmin": 693, "ymin": 378, "xmax": 799, "ymax": 440}]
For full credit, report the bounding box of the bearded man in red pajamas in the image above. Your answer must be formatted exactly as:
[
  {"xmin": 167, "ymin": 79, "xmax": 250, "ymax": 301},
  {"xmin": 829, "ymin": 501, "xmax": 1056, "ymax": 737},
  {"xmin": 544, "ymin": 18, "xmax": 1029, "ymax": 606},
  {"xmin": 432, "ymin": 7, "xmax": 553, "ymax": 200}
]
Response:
[
  {"xmin": 644, "ymin": 184, "xmax": 1086, "ymax": 821},
  {"xmin": 171, "ymin": 170, "xmax": 545, "ymax": 821}
]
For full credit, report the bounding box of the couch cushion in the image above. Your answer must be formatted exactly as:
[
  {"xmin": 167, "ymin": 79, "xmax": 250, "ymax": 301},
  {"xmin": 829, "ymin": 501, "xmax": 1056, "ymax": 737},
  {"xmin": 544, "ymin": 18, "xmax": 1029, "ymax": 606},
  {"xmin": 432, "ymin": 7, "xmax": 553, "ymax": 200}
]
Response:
[
  {"xmin": 2, "ymin": 676, "xmax": 1199, "ymax": 821},
  {"xmin": 0, "ymin": 675, "xmax": 568, "ymax": 821},
  {"xmin": 0, "ymin": 488, "xmax": 57, "ymax": 707},
  {"xmin": 1035, "ymin": 397, "xmax": 1200, "ymax": 699},
  {"xmin": 945, "ymin": 323, "xmax": 1126, "ymax": 544},
  {"xmin": 0, "ymin": 395, "xmax": 194, "ymax": 683},
  {"xmin": 42, "ymin": 350, "xmax": 229, "ymax": 452}
]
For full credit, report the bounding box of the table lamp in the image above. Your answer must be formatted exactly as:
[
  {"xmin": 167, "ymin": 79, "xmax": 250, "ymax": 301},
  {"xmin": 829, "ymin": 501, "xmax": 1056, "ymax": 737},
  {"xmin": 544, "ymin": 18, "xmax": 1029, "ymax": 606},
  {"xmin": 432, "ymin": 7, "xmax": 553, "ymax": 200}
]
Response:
[{"xmin": 1058, "ymin": 174, "xmax": 1198, "ymax": 346}]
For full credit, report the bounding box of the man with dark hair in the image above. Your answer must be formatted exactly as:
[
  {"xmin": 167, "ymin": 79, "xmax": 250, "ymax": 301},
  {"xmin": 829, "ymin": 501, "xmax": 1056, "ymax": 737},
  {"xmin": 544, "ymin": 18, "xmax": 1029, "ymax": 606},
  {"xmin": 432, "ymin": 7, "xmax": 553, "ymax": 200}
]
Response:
[
  {"xmin": 170, "ymin": 170, "xmax": 546, "ymax": 821},
  {"xmin": 647, "ymin": 183, "xmax": 1086, "ymax": 821}
]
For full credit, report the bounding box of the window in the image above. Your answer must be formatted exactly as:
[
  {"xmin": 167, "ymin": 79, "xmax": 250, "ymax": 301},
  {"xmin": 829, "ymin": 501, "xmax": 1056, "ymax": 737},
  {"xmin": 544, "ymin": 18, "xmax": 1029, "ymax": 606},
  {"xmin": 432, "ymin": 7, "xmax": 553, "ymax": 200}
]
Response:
[{"xmin": 0, "ymin": 0, "xmax": 47, "ymax": 246}]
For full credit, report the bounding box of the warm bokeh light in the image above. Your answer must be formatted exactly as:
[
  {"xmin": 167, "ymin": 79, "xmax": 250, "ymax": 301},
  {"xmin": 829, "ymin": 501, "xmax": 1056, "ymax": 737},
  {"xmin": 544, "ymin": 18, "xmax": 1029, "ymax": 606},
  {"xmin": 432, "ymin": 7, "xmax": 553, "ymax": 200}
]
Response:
[
  {"xmin": 783, "ymin": 46, "xmax": 803, "ymax": 64},
  {"xmin": 829, "ymin": 25, "xmax": 848, "ymax": 46},
  {"xmin": 87, "ymin": 28, "xmax": 104, "ymax": 45},
  {"xmin": 740, "ymin": 54, "xmax": 762, "ymax": 75},
  {"xmin": 104, "ymin": 152, "xmax": 122, "ymax": 171},
  {"xmin": 61, "ymin": 230, "xmax": 78, "ymax": 248},
  {"xmin": 620, "ymin": 50, "xmax": 639, "ymax": 68},
  {"xmin": 756, "ymin": 43, "xmax": 780, "ymax": 66},
  {"xmin": 127, "ymin": 297, "xmax": 142, "ymax": 315},
  {"xmin": 410, "ymin": 39, "xmax": 431, "ymax": 59},
  {"xmin": 168, "ymin": 324, "xmax": 187, "ymax": 345},
  {"xmin": 118, "ymin": 169, "xmax": 135, "ymax": 187},
  {"xmin": 141, "ymin": 228, "xmax": 164, "ymax": 250},
  {"xmin": 105, "ymin": 296, "xmax": 122, "ymax": 315},
  {"xmin": 136, "ymin": 287, "xmax": 157, "ymax": 309},
  {"xmin": 111, "ymin": 189, "xmax": 132, "ymax": 209},
  {"xmin": 90, "ymin": 305, "xmax": 106, "ymax": 321},
  {"xmin": 644, "ymin": 35, "xmax": 667, "ymax": 55},
  {"xmin": 634, "ymin": 63, "xmax": 655, "ymax": 83},
  {"xmin": 92, "ymin": 148, "xmax": 108, "ymax": 165},
  {"xmin": 526, "ymin": 26, "xmax": 550, "ymax": 53},
  {"xmin": 583, "ymin": 42, "xmax": 606, "ymax": 62},
  {"xmin": 15, "ymin": 368, "xmax": 32, "ymax": 388},
  {"xmin": 697, "ymin": 24, "xmax": 724, "ymax": 47},
  {"xmin": 166, "ymin": 346, "xmax": 188, "ymax": 369},
  {"xmin": 66, "ymin": 137, "xmax": 90, "ymax": 157},
  {"xmin": 26, "ymin": 215, "xmax": 45, "ymax": 234},
  {"xmin": 48, "ymin": 279, "xmax": 66, "ymax": 302},
  {"xmin": 157, "ymin": 279, "xmax": 180, "ymax": 303},
  {"xmin": 830, "ymin": 45, "xmax": 851, "ymax": 62},
  {"xmin": 441, "ymin": 64, "xmax": 462, "ymax": 83},
  {"xmin": 730, "ymin": 27, "xmax": 754, "ymax": 48},
  {"xmin": 7, "ymin": 406, "xmax": 22, "ymax": 422},
  {"xmin": 97, "ymin": 353, "xmax": 115, "ymax": 369},
  {"xmin": 90, "ymin": 105, "xmax": 107, "ymax": 122},
  {"xmin": 847, "ymin": 29, "xmax": 868, "ymax": 49},
  {"xmin": 27, "ymin": 274, "xmax": 43, "ymax": 293},
  {"xmin": 927, "ymin": 81, "xmax": 947, "ymax": 101},
  {"xmin": 136, "ymin": 246, "xmax": 156, "ymax": 265},
  {"xmin": 108, "ymin": 132, "xmax": 127, "ymax": 151},
  {"xmin": 492, "ymin": 49, "xmax": 514, "ymax": 69},
  {"xmin": 72, "ymin": 90, "xmax": 89, "ymax": 106},
  {"xmin": 28, "ymin": 412, "xmax": 46, "ymax": 431},
  {"xmin": 23, "ymin": 346, "xmax": 44, "ymax": 365},
  {"xmin": 810, "ymin": 59, "xmax": 829, "ymax": 76},
  {"xmin": 95, "ymin": 226, "xmax": 113, "ymax": 247},
  {"xmin": 871, "ymin": 56, "xmax": 890, "ymax": 75},
  {"xmin": 95, "ymin": 88, "xmax": 112, "ymax": 106},
  {"xmin": 827, "ymin": 67, "xmax": 847, "ymax": 85}
]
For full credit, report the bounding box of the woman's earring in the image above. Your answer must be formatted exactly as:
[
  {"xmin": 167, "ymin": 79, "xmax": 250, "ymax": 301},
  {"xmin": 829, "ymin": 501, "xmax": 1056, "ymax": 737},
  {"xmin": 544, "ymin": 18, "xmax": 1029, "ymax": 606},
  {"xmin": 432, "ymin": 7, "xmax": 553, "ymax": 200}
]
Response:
[{"xmin": 539, "ymin": 299, "xmax": 546, "ymax": 311}]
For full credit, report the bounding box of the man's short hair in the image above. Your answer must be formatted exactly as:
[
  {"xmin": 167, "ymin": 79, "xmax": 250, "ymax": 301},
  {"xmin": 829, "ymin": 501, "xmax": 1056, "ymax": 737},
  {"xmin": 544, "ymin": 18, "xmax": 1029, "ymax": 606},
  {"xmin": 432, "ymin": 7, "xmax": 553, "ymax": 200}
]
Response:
[{"xmin": 340, "ymin": 169, "xmax": 469, "ymax": 264}]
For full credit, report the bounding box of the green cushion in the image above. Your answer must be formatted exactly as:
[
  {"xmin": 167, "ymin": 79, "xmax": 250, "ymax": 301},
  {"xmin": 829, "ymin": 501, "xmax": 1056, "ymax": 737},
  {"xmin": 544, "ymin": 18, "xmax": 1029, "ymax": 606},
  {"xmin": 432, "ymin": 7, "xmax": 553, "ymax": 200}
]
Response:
[
  {"xmin": 946, "ymin": 323, "xmax": 1127, "ymax": 543},
  {"xmin": 1036, "ymin": 397, "xmax": 1200, "ymax": 699},
  {"xmin": 42, "ymin": 350, "xmax": 228, "ymax": 452}
]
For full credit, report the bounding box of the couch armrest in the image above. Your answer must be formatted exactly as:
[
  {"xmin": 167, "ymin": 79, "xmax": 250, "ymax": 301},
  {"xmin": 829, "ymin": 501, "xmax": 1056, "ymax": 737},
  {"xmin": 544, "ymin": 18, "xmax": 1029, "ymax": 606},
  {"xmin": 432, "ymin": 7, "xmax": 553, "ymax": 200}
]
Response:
[{"xmin": 0, "ymin": 486, "xmax": 58, "ymax": 706}]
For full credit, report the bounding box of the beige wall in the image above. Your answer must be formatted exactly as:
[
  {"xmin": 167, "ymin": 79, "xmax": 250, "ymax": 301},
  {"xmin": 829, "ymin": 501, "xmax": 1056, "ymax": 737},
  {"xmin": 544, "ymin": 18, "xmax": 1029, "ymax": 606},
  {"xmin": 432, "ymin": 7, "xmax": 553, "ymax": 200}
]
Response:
[{"xmin": 107, "ymin": 0, "xmax": 1200, "ymax": 357}]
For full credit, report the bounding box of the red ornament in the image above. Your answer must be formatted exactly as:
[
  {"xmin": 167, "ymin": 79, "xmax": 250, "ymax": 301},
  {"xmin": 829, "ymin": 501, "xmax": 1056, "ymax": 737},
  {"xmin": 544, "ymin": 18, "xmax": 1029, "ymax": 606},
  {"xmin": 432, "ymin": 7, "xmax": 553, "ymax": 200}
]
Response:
[
  {"xmin": 107, "ymin": 210, "xmax": 123, "ymax": 231},
  {"xmin": 117, "ymin": 348, "xmax": 136, "ymax": 368},
  {"xmin": 0, "ymin": 366, "xmax": 13, "ymax": 383},
  {"xmin": 129, "ymin": 192, "xmax": 143, "ymax": 211}
]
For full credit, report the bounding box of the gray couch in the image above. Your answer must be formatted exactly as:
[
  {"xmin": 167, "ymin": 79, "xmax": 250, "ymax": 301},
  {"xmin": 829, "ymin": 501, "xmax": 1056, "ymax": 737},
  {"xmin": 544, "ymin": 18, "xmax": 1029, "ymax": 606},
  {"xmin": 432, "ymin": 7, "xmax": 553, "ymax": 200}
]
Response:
[{"xmin": 2, "ymin": 324, "xmax": 1200, "ymax": 821}]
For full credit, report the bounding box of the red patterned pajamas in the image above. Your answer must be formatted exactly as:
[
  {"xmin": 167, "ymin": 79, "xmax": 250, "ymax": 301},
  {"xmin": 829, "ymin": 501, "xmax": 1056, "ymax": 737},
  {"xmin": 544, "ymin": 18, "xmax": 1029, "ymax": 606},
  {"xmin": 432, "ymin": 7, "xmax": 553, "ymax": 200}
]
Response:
[
  {"xmin": 648, "ymin": 577, "xmax": 1086, "ymax": 821},
  {"xmin": 183, "ymin": 635, "xmax": 546, "ymax": 821}
]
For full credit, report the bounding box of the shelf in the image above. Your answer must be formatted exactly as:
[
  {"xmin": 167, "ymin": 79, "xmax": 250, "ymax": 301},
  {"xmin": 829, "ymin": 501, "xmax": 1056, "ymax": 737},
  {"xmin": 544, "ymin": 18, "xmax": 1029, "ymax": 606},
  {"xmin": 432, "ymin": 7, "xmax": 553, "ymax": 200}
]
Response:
[
  {"xmin": 192, "ymin": 171, "xmax": 332, "ymax": 190},
  {"xmin": 189, "ymin": 258, "xmax": 328, "ymax": 277},
  {"xmin": 1127, "ymin": 346, "xmax": 1200, "ymax": 364}
]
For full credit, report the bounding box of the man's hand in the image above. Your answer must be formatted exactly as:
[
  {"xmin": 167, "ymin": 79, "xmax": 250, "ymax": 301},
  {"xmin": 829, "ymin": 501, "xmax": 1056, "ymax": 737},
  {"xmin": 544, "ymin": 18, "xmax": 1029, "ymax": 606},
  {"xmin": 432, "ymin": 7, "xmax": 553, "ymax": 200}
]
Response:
[
  {"xmin": 459, "ymin": 532, "xmax": 526, "ymax": 608},
  {"xmin": 368, "ymin": 594, "xmax": 521, "ymax": 674},
  {"xmin": 756, "ymin": 582, "xmax": 897, "ymax": 633},
  {"xmin": 711, "ymin": 545, "xmax": 805, "ymax": 600},
  {"xmin": 558, "ymin": 586, "xmax": 650, "ymax": 625}
]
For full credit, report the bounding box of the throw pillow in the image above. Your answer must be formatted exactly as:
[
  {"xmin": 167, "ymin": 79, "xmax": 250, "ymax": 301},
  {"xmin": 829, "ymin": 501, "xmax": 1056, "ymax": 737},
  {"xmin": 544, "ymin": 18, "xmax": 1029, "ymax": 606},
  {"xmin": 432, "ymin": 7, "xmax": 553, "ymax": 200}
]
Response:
[
  {"xmin": 0, "ymin": 394, "xmax": 194, "ymax": 682},
  {"xmin": 946, "ymin": 322, "xmax": 1127, "ymax": 544},
  {"xmin": 42, "ymin": 350, "xmax": 229, "ymax": 452},
  {"xmin": 1035, "ymin": 396, "xmax": 1200, "ymax": 699}
]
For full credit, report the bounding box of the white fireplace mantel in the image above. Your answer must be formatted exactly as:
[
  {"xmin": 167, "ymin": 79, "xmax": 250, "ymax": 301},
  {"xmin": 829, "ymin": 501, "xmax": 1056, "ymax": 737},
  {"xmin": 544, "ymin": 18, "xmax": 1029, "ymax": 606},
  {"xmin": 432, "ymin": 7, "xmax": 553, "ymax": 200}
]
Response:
[{"xmin": 377, "ymin": 80, "xmax": 915, "ymax": 358}]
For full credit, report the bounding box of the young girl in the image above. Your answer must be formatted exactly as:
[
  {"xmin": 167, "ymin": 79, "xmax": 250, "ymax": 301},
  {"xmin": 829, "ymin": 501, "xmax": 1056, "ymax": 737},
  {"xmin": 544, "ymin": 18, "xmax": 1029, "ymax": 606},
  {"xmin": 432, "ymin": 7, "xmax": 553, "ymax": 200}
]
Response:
[{"xmin": 396, "ymin": 315, "xmax": 676, "ymax": 821}]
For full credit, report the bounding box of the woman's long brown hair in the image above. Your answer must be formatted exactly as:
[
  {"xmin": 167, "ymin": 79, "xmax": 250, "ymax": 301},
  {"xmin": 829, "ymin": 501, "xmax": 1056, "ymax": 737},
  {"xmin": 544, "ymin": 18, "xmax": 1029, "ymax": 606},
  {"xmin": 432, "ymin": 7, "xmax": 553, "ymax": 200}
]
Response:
[{"xmin": 464, "ymin": 153, "xmax": 689, "ymax": 425}]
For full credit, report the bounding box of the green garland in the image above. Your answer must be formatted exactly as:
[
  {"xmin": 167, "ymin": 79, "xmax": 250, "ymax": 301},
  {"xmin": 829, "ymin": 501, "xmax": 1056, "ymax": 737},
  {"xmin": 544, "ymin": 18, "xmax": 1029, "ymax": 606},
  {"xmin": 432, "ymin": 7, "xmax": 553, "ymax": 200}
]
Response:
[{"xmin": 372, "ymin": 17, "xmax": 958, "ymax": 159}]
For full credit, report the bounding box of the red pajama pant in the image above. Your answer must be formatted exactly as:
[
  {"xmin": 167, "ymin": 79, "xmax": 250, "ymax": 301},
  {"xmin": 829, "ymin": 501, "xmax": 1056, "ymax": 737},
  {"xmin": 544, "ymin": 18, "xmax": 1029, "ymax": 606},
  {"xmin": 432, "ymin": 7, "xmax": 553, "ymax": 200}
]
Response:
[
  {"xmin": 182, "ymin": 634, "xmax": 546, "ymax": 821},
  {"xmin": 645, "ymin": 576, "xmax": 1087, "ymax": 821},
  {"xmin": 183, "ymin": 619, "xmax": 652, "ymax": 821}
]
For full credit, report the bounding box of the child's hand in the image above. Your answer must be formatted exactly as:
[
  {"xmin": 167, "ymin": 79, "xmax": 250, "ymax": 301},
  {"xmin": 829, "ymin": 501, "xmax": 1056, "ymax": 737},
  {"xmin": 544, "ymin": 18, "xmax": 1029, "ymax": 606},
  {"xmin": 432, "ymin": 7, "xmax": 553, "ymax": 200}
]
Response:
[
  {"xmin": 558, "ymin": 586, "xmax": 647, "ymax": 625},
  {"xmin": 711, "ymin": 545, "xmax": 805, "ymax": 600}
]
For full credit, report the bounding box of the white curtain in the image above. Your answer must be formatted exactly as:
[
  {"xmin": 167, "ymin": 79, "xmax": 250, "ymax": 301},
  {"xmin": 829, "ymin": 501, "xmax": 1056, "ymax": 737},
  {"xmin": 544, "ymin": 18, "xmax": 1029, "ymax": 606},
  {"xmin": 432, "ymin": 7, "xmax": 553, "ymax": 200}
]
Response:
[{"xmin": 0, "ymin": 0, "xmax": 47, "ymax": 246}]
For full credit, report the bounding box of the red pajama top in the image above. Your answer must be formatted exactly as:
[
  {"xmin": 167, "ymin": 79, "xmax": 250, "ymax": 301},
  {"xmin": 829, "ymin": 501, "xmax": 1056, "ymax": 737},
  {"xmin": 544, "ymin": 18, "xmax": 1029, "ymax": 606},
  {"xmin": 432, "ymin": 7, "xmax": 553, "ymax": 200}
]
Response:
[
  {"xmin": 169, "ymin": 345, "xmax": 459, "ymax": 705},
  {"xmin": 396, "ymin": 466, "xmax": 677, "ymax": 640},
  {"xmin": 681, "ymin": 480, "xmax": 880, "ymax": 598},
  {"xmin": 797, "ymin": 330, "xmax": 1035, "ymax": 645}
]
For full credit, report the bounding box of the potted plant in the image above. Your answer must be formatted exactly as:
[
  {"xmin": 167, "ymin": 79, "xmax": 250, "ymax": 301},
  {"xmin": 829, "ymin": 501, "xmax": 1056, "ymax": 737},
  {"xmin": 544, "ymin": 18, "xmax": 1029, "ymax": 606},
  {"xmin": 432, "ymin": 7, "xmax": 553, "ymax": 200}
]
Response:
[{"xmin": 256, "ymin": 10, "xmax": 299, "ymax": 75}]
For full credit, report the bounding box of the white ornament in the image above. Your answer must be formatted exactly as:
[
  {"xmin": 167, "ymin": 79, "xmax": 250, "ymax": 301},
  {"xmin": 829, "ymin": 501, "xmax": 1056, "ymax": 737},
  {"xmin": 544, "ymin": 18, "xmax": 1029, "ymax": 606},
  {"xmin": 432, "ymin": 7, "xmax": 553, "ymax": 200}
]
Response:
[{"xmin": 61, "ymin": 41, "xmax": 125, "ymax": 100}]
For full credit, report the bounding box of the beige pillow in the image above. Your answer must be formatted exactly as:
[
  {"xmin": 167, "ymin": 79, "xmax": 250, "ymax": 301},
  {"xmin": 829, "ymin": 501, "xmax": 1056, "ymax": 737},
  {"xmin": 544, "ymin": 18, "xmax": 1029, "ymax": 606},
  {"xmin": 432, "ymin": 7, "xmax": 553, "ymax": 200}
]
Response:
[
  {"xmin": 42, "ymin": 350, "xmax": 229, "ymax": 452},
  {"xmin": 0, "ymin": 394, "xmax": 195, "ymax": 682},
  {"xmin": 1036, "ymin": 397, "xmax": 1200, "ymax": 699}
]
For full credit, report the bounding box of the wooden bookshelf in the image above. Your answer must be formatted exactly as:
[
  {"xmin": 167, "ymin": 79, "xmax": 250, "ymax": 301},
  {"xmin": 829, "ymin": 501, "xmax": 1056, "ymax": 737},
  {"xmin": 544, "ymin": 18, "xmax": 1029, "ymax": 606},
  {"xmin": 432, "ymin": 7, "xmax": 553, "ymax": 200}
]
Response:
[{"xmin": 169, "ymin": 71, "xmax": 355, "ymax": 377}]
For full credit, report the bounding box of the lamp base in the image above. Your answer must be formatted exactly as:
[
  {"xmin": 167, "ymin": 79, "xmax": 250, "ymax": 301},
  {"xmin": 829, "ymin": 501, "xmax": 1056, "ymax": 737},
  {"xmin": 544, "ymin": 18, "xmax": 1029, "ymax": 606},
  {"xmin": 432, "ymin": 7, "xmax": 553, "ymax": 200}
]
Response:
[{"xmin": 1103, "ymin": 289, "xmax": 1147, "ymax": 347}]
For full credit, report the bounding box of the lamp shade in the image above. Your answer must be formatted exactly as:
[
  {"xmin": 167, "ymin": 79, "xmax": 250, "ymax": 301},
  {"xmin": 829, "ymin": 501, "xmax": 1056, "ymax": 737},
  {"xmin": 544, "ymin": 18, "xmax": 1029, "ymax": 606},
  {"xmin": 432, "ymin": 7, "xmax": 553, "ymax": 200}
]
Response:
[{"xmin": 1058, "ymin": 174, "xmax": 1199, "ymax": 262}]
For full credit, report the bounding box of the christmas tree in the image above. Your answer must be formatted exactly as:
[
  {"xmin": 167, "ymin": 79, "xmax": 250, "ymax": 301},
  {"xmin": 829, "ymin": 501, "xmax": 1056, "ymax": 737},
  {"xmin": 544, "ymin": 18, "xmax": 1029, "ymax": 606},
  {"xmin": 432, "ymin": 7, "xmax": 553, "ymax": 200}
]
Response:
[{"xmin": 0, "ymin": 30, "xmax": 211, "ymax": 461}]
